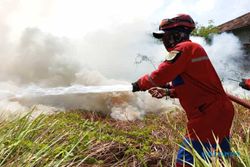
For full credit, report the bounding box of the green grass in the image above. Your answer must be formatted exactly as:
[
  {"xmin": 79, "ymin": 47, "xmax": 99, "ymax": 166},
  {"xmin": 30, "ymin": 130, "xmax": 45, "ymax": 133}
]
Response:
[{"xmin": 0, "ymin": 103, "xmax": 248, "ymax": 166}]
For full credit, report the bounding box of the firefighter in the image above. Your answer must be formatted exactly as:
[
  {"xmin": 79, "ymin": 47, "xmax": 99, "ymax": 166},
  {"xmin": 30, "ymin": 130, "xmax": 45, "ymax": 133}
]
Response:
[
  {"xmin": 239, "ymin": 78, "xmax": 250, "ymax": 90},
  {"xmin": 132, "ymin": 14, "xmax": 235, "ymax": 166}
]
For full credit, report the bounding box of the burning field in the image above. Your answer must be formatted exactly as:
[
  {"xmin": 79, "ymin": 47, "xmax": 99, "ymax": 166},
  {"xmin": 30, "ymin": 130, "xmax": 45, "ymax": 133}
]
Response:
[
  {"xmin": 0, "ymin": 1, "xmax": 249, "ymax": 166},
  {"xmin": 0, "ymin": 27, "xmax": 248, "ymax": 122},
  {"xmin": 0, "ymin": 1, "xmax": 249, "ymax": 121}
]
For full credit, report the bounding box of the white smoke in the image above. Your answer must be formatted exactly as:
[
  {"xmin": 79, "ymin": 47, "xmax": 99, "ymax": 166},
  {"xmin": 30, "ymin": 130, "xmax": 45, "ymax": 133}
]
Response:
[
  {"xmin": 2, "ymin": 28, "xmax": 80, "ymax": 86},
  {"xmin": 192, "ymin": 34, "xmax": 250, "ymax": 97},
  {"xmin": 192, "ymin": 33, "xmax": 244, "ymax": 79},
  {"xmin": 0, "ymin": 26, "xmax": 249, "ymax": 121},
  {"xmin": 0, "ymin": 1, "xmax": 249, "ymax": 120},
  {"xmin": 0, "ymin": 24, "xmax": 177, "ymax": 121}
]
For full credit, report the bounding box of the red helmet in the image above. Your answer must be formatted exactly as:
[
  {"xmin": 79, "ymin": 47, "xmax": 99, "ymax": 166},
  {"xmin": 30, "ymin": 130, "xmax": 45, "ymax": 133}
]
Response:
[{"xmin": 153, "ymin": 14, "xmax": 195, "ymax": 38}]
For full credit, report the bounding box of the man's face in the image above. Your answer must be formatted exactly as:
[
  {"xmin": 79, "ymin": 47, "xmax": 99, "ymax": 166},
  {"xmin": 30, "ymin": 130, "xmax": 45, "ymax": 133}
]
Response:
[{"xmin": 162, "ymin": 31, "xmax": 175, "ymax": 50}]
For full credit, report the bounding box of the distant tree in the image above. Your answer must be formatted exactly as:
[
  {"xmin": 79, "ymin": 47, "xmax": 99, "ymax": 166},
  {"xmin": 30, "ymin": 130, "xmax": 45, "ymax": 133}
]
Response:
[{"xmin": 191, "ymin": 20, "xmax": 219, "ymax": 43}]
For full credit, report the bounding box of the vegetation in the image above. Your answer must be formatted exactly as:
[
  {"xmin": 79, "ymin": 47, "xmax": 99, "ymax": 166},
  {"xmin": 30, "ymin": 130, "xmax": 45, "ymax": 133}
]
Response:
[
  {"xmin": 0, "ymin": 103, "xmax": 248, "ymax": 166},
  {"xmin": 191, "ymin": 20, "xmax": 219, "ymax": 43}
]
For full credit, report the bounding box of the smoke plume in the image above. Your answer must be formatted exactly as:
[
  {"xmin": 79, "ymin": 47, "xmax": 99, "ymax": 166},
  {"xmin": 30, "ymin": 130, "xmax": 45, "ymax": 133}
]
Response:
[
  {"xmin": 0, "ymin": 1, "xmax": 249, "ymax": 120},
  {"xmin": 192, "ymin": 34, "xmax": 250, "ymax": 96},
  {"xmin": 0, "ymin": 24, "xmax": 178, "ymax": 121}
]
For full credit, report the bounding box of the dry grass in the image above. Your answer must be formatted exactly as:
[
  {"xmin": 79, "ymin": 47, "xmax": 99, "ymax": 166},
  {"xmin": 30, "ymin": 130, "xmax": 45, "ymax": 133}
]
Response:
[{"xmin": 0, "ymin": 103, "xmax": 248, "ymax": 166}]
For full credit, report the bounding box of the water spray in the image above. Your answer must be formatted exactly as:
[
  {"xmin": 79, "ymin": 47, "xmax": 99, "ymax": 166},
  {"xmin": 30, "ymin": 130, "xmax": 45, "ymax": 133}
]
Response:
[{"xmin": 11, "ymin": 84, "xmax": 133, "ymax": 98}]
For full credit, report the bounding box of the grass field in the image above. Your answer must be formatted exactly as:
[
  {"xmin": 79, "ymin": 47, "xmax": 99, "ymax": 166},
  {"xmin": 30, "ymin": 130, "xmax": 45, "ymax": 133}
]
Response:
[{"xmin": 0, "ymin": 103, "xmax": 249, "ymax": 167}]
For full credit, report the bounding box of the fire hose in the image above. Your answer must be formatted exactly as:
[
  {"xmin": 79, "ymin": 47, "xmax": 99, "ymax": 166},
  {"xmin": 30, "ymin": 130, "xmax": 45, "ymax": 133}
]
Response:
[
  {"xmin": 182, "ymin": 74, "xmax": 250, "ymax": 110},
  {"xmin": 226, "ymin": 93, "xmax": 250, "ymax": 109},
  {"xmin": 226, "ymin": 78, "xmax": 250, "ymax": 109}
]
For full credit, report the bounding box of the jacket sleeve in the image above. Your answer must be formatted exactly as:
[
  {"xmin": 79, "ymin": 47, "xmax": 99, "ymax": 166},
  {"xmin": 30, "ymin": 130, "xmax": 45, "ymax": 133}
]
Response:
[{"xmin": 137, "ymin": 47, "xmax": 191, "ymax": 90}]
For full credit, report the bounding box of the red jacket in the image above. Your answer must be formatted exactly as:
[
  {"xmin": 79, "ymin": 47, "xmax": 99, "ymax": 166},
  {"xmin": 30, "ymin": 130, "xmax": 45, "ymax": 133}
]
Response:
[
  {"xmin": 246, "ymin": 79, "xmax": 250, "ymax": 89},
  {"xmin": 242, "ymin": 79, "xmax": 250, "ymax": 90},
  {"xmin": 246, "ymin": 79, "xmax": 250, "ymax": 85},
  {"xmin": 137, "ymin": 40, "xmax": 234, "ymax": 143}
]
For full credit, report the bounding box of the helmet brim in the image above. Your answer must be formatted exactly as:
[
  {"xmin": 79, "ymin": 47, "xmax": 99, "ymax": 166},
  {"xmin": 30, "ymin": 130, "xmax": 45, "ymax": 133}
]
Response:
[{"xmin": 152, "ymin": 30, "xmax": 165, "ymax": 39}]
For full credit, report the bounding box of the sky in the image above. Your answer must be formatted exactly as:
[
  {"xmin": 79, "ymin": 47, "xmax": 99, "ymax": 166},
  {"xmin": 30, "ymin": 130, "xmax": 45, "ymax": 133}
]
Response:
[
  {"xmin": 0, "ymin": 0, "xmax": 249, "ymax": 82},
  {"xmin": 1, "ymin": 0, "xmax": 250, "ymax": 38}
]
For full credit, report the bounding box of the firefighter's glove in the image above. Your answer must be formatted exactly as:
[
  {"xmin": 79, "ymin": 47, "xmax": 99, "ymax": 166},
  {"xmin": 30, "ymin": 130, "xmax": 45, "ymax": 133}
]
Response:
[
  {"xmin": 148, "ymin": 87, "xmax": 177, "ymax": 99},
  {"xmin": 148, "ymin": 87, "xmax": 166, "ymax": 99},
  {"xmin": 239, "ymin": 79, "xmax": 250, "ymax": 90},
  {"xmin": 132, "ymin": 82, "xmax": 141, "ymax": 92}
]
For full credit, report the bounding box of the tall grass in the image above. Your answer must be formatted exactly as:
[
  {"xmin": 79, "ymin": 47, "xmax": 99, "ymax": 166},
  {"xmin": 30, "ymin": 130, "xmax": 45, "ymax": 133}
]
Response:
[
  {"xmin": 0, "ymin": 113, "xmax": 92, "ymax": 166},
  {"xmin": 0, "ymin": 104, "xmax": 248, "ymax": 166}
]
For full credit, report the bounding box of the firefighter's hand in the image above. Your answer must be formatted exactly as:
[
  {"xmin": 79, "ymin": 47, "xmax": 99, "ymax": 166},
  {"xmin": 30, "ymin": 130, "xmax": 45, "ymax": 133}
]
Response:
[
  {"xmin": 132, "ymin": 82, "xmax": 141, "ymax": 92},
  {"xmin": 148, "ymin": 87, "xmax": 166, "ymax": 99}
]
